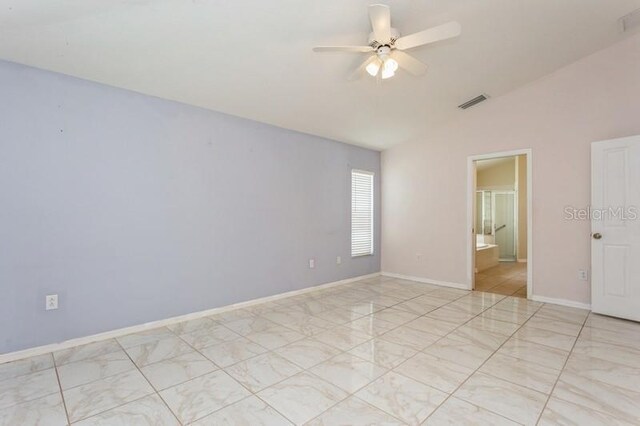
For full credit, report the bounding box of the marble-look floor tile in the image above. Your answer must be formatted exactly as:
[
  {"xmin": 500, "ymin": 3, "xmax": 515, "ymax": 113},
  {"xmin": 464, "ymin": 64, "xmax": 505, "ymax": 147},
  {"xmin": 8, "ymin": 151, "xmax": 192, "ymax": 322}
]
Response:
[
  {"xmin": 199, "ymin": 337, "xmax": 268, "ymax": 368},
  {"xmin": 179, "ymin": 325, "xmax": 240, "ymax": 350},
  {"xmin": 63, "ymin": 369, "xmax": 154, "ymax": 423},
  {"xmin": 53, "ymin": 339, "xmax": 121, "ymax": 366},
  {"xmin": 348, "ymin": 338, "xmax": 417, "ymax": 369},
  {"xmin": 538, "ymin": 397, "xmax": 634, "ymax": 426},
  {"xmin": 572, "ymin": 338, "xmax": 640, "ymax": 369},
  {"xmin": 368, "ymin": 308, "xmax": 419, "ymax": 326},
  {"xmin": 535, "ymin": 305, "xmax": 589, "ymax": 325},
  {"xmin": 425, "ymin": 307, "xmax": 476, "ymax": 325},
  {"xmin": 0, "ymin": 392, "xmax": 67, "ymax": 426},
  {"xmin": 343, "ymin": 316, "xmax": 397, "ymax": 337},
  {"xmin": 423, "ymin": 337, "xmax": 493, "ymax": 370},
  {"xmin": 465, "ymin": 316, "xmax": 520, "ymax": 336},
  {"xmin": 513, "ymin": 325, "xmax": 577, "ymax": 351},
  {"xmin": 454, "ymin": 372, "xmax": 547, "ymax": 425},
  {"xmin": 357, "ymin": 294, "xmax": 404, "ymax": 308},
  {"xmin": 312, "ymin": 307, "xmax": 364, "ymax": 325},
  {"xmin": 448, "ymin": 325, "xmax": 509, "ymax": 351},
  {"xmin": 394, "ymin": 351, "xmax": 474, "ymax": 393},
  {"xmin": 0, "ymin": 354, "xmax": 53, "ymax": 382},
  {"xmin": 526, "ymin": 316, "xmax": 583, "ymax": 337},
  {"xmin": 245, "ymin": 325, "xmax": 306, "ymax": 350},
  {"xmin": 480, "ymin": 352, "xmax": 561, "ymax": 394},
  {"xmin": 0, "ymin": 369, "xmax": 59, "ymax": 410},
  {"xmin": 310, "ymin": 353, "xmax": 387, "ymax": 393},
  {"xmin": 208, "ymin": 308, "xmax": 256, "ymax": 324},
  {"xmin": 257, "ymin": 371, "xmax": 348, "ymax": 425},
  {"xmin": 74, "ymin": 394, "xmax": 179, "ymax": 426},
  {"xmin": 552, "ymin": 371, "xmax": 640, "ymax": 424},
  {"xmin": 306, "ymin": 396, "xmax": 404, "ymax": 426},
  {"xmin": 116, "ymin": 327, "xmax": 175, "ymax": 349},
  {"xmin": 57, "ymin": 349, "xmax": 135, "ymax": 390},
  {"xmin": 480, "ymin": 307, "xmax": 533, "ymax": 324},
  {"xmin": 379, "ymin": 326, "xmax": 440, "ymax": 351},
  {"xmin": 493, "ymin": 298, "xmax": 541, "ymax": 315},
  {"xmin": 564, "ymin": 352, "xmax": 640, "ymax": 393},
  {"xmin": 424, "ymin": 397, "xmax": 518, "ymax": 425},
  {"xmin": 125, "ymin": 336, "xmax": 193, "ymax": 367},
  {"xmin": 225, "ymin": 352, "xmax": 301, "ymax": 392},
  {"xmin": 225, "ymin": 317, "xmax": 280, "ymax": 335},
  {"xmin": 428, "ymin": 288, "xmax": 469, "ymax": 300},
  {"xmin": 313, "ymin": 326, "xmax": 371, "ymax": 351},
  {"xmin": 393, "ymin": 299, "xmax": 441, "ymax": 316},
  {"xmin": 446, "ymin": 299, "xmax": 491, "ymax": 315},
  {"xmin": 356, "ymin": 371, "xmax": 447, "ymax": 424},
  {"xmin": 140, "ymin": 351, "xmax": 217, "ymax": 390},
  {"xmin": 578, "ymin": 326, "xmax": 640, "ymax": 351},
  {"xmin": 160, "ymin": 370, "xmax": 250, "ymax": 424},
  {"xmin": 497, "ymin": 338, "xmax": 569, "ymax": 370},
  {"xmin": 191, "ymin": 396, "xmax": 293, "ymax": 425},
  {"xmin": 465, "ymin": 291, "xmax": 506, "ymax": 304},
  {"xmin": 274, "ymin": 338, "xmax": 341, "ymax": 369},
  {"xmin": 584, "ymin": 314, "xmax": 640, "ymax": 334},
  {"xmin": 167, "ymin": 317, "xmax": 219, "ymax": 336},
  {"xmin": 344, "ymin": 302, "xmax": 386, "ymax": 316},
  {"xmin": 403, "ymin": 316, "xmax": 459, "ymax": 336}
]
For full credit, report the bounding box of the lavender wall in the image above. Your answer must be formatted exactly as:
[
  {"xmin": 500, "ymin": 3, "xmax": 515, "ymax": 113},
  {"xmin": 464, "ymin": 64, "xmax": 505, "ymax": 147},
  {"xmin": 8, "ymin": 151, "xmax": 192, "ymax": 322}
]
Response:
[{"xmin": 0, "ymin": 60, "xmax": 380, "ymax": 353}]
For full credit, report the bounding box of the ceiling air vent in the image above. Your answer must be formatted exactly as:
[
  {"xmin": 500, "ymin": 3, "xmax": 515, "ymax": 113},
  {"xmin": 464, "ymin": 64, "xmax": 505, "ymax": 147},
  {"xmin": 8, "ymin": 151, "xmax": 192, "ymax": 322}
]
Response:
[
  {"xmin": 458, "ymin": 94, "xmax": 489, "ymax": 110},
  {"xmin": 620, "ymin": 8, "xmax": 640, "ymax": 32}
]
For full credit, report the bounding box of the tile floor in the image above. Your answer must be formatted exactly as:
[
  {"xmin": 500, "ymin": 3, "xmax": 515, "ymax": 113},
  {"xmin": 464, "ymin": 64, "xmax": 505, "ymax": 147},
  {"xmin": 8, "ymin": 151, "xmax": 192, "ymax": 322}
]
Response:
[
  {"xmin": 475, "ymin": 262, "xmax": 527, "ymax": 298},
  {"xmin": 1, "ymin": 275, "xmax": 639, "ymax": 425}
]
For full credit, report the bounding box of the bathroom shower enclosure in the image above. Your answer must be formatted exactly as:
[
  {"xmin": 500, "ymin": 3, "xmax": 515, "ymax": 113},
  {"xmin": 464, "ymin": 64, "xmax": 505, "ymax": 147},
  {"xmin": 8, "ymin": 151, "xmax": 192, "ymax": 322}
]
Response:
[{"xmin": 476, "ymin": 190, "xmax": 517, "ymax": 261}]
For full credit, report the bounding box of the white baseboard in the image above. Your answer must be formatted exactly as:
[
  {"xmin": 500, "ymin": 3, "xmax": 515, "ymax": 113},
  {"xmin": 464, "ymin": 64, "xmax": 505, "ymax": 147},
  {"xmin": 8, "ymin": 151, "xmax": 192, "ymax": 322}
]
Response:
[
  {"xmin": 0, "ymin": 272, "xmax": 380, "ymax": 364},
  {"xmin": 530, "ymin": 295, "xmax": 591, "ymax": 311},
  {"xmin": 381, "ymin": 272, "xmax": 469, "ymax": 290}
]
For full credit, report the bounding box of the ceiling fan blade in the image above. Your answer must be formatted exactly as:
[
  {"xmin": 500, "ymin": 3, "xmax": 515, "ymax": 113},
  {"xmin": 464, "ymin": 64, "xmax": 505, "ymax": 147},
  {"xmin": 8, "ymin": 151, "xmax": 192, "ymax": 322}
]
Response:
[
  {"xmin": 313, "ymin": 46, "xmax": 374, "ymax": 53},
  {"xmin": 394, "ymin": 21, "xmax": 461, "ymax": 50},
  {"xmin": 369, "ymin": 4, "xmax": 391, "ymax": 43},
  {"xmin": 392, "ymin": 51, "xmax": 427, "ymax": 76},
  {"xmin": 349, "ymin": 55, "xmax": 379, "ymax": 81}
]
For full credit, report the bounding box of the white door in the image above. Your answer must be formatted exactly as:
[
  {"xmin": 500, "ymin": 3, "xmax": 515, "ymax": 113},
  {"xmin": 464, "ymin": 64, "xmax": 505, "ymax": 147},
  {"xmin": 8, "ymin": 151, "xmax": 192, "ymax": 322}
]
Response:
[{"xmin": 591, "ymin": 136, "xmax": 640, "ymax": 321}]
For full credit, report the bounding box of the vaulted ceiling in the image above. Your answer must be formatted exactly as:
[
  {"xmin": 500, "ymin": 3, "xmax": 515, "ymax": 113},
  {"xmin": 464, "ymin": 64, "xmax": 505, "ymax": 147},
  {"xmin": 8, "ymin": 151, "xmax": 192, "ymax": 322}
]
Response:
[{"xmin": 1, "ymin": 0, "xmax": 639, "ymax": 149}]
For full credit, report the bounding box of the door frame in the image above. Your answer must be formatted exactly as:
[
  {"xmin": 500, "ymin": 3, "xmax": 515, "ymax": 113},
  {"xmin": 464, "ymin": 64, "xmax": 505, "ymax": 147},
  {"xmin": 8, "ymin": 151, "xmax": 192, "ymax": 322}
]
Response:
[{"xmin": 466, "ymin": 149, "xmax": 533, "ymax": 298}]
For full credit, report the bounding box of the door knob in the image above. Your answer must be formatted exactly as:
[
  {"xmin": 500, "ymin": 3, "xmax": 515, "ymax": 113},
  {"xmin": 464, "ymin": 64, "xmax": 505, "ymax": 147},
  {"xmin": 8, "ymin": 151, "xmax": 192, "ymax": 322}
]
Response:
[{"xmin": 593, "ymin": 233, "xmax": 602, "ymax": 240}]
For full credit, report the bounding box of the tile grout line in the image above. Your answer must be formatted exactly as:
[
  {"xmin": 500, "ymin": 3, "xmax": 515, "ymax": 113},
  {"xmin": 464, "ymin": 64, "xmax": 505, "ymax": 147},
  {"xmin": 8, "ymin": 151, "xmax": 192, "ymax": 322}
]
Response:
[
  {"xmin": 418, "ymin": 299, "xmax": 546, "ymax": 424},
  {"xmin": 532, "ymin": 311, "xmax": 589, "ymax": 425},
  {"xmin": 52, "ymin": 357, "xmax": 72, "ymax": 426}
]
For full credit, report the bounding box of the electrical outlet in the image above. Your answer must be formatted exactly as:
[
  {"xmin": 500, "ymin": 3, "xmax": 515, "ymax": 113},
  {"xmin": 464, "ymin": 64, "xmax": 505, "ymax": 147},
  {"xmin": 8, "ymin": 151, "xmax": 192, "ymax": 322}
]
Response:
[
  {"xmin": 45, "ymin": 294, "xmax": 58, "ymax": 310},
  {"xmin": 309, "ymin": 259, "xmax": 315, "ymax": 269},
  {"xmin": 336, "ymin": 256, "xmax": 342, "ymax": 265},
  {"xmin": 578, "ymin": 269, "xmax": 589, "ymax": 281}
]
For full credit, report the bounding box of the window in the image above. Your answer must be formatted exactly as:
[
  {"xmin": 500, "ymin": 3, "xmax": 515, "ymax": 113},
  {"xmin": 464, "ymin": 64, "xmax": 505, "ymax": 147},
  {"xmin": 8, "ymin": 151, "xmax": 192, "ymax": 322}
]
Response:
[{"xmin": 351, "ymin": 170, "xmax": 374, "ymax": 257}]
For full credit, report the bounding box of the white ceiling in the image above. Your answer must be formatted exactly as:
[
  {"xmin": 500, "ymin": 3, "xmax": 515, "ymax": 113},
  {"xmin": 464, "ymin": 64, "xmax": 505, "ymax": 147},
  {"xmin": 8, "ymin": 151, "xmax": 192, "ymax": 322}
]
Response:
[{"xmin": 1, "ymin": 1, "xmax": 639, "ymax": 150}]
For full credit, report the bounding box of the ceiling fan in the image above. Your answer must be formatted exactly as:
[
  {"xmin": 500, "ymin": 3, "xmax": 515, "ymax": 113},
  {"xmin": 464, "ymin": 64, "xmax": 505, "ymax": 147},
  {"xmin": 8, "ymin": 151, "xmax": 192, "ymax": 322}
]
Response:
[{"xmin": 313, "ymin": 4, "xmax": 461, "ymax": 80}]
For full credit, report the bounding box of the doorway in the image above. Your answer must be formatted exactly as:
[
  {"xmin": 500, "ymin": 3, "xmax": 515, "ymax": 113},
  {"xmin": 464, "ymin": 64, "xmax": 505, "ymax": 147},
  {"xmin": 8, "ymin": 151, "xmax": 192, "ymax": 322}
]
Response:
[{"xmin": 468, "ymin": 150, "xmax": 532, "ymax": 298}]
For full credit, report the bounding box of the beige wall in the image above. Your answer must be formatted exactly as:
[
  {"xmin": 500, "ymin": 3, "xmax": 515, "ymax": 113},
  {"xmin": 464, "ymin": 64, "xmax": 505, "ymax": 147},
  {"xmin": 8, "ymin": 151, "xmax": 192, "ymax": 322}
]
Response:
[
  {"xmin": 381, "ymin": 33, "xmax": 640, "ymax": 305},
  {"xmin": 477, "ymin": 158, "xmax": 516, "ymax": 190},
  {"xmin": 516, "ymin": 155, "xmax": 528, "ymax": 261}
]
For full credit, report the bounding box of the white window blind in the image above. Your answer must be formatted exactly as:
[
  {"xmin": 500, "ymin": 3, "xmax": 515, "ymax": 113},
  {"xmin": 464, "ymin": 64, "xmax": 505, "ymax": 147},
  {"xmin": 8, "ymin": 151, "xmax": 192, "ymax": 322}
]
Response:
[{"xmin": 351, "ymin": 170, "xmax": 374, "ymax": 257}]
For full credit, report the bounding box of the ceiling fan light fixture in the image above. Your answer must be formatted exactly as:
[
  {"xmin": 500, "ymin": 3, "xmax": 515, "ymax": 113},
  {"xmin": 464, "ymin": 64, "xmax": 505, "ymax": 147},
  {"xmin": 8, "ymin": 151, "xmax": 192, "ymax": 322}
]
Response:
[
  {"xmin": 366, "ymin": 59, "xmax": 381, "ymax": 76},
  {"xmin": 381, "ymin": 66, "xmax": 395, "ymax": 79},
  {"xmin": 384, "ymin": 57, "xmax": 398, "ymax": 73}
]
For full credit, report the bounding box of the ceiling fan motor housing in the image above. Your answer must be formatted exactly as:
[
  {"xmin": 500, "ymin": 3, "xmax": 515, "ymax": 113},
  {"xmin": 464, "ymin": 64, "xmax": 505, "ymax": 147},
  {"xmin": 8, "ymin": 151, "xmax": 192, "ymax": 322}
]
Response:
[{"xmin": 368, "ymin": 27, "xmax": 400, "ymax": 48}]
